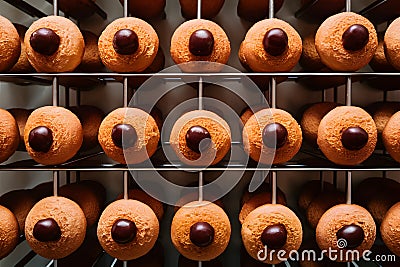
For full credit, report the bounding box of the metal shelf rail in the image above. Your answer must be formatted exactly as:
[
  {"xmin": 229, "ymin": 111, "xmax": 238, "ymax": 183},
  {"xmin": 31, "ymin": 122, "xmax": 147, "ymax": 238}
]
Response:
[{"xmin": 1, "ymin": 0, "xmax": 399, "ymax": 266}]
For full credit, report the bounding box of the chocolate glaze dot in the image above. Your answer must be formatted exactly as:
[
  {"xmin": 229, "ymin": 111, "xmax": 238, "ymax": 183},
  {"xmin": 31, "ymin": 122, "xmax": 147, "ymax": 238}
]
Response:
[
  {"xmin": 342, "ymin": 24, "xmax": 369, "ymax": 51},
  {"xmin": 189, "ymin": 29, "xmax": 214, "ymax": 57},
  {"xmin": 30, "ymin": 28, "xmax": 60, "ymax": 56},
  {"xmin": 111, "ymin": 219, "xmax": 137, "ymax": 244},
  {"xmin": 263, "ymin": 28, "xmax": 288, "ymax": 56},
  {"xmin": 113, "ymin": 29, "xmax": 139, "ymax": 55},
  {"xmin": 111, "ymin": 124, "xmax": 137, "ymax": 149},
  {"xmin": 262, "ymin": 123, "xmax": 288, "ymax": 149},
  {"xmin": 341, "ymin": 127, "xmax": 368, "ymax": 151},
  {"xmin": 190, "ymin": 222, "xmax": 214, "ymax": 247},
  {"xmin": 33, "ymin": 218, "xmax": 61, "ymax": 242},
  {"xmin": 336, "ymin": 225, "xmax": 365, "ymax": 249},
  {"xmin": 28, "ymin": 126, "xmax": 53, "ymax": 153},
  {"xmin": 185, "ymin": 126, "xmax": 212, "ymax": 153},
  {"xmin": 261, "ymin": 224, "xmax": 287, "ymax": 249}
]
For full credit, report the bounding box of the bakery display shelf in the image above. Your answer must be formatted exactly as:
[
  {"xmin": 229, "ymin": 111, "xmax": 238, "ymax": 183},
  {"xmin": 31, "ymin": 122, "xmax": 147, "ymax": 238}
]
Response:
[
  {"xmin": 0, "ymin": 149, "xmax": 398, "ymax": 172},
  {"xmin": 2, "ymin": 0, "xmax": 47, "ymax": 18},
  {"xmin": 0, "ymin": 74, "xmax": 106, "ymax": 87},
  {"xmin": 2, "ymin": 72, "xmax": 400, "ymax": 78},
  {"xmin": 360, "ymin": 0, "xmax": 400, "ymax": 24},
  {"xmin": 0, "ymin": 72, "xmax": 400, "ymax": 88}
]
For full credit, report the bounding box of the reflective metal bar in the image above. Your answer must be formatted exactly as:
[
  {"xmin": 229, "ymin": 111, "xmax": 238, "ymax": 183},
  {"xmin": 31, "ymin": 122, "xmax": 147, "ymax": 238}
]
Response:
[
  {"xmin": 269, "ymin": 0, "xmax": 274, "ymax": 18},
  {"xmin": 271, "ymin": 171, "xmax": 277, "ymax": 204},
  {"xmin": 197, "ymin": 0, "xmax": 202, "ymax": 19},
  {"xmin": 53, "ymin": 0, "xmax": 58, "ymax": 16},
  {"xmin": 53, "ymin": 171, "xmax": 59, "ymax": 196},
  {"xmin": 346, "ymin": 0, "xmax": 351, "ymax": 12},
  {"xmin": 346, "ymin": 171, "xmax": 352, "ymax": 204},
  {"xmin": 123, "ymin": 77, "xmax": 128, "ymax": 107},
  {"xmin": 199, "ymin": 77, "xmax": 203, "ymax": 110},
  {"xmin": 52, "ymin": 77, "xmax": 59, "ymax": 106},
  {"xmin": 198, "ymin": 171, "xmax": 204, "ymax": 201},
  {"xmin": 346, "ymin": 77, "xmax": 352, "ymax": 106},
  {"xmin": 123, "ymin": 0, "xmax": 128, "ymax": 17},
  {"xmin": 123, "ymin": 171, "xmax": 129, "ymax": 200},
  {"xmin": 271, "ymin": 78, "xmax": 277, "ymax": 109}
]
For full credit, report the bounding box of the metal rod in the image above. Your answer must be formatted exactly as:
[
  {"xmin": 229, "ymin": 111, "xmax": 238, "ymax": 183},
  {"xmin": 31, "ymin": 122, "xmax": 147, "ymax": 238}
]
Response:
[
  {"xmin": 123, "ymin": 171, "xmax": 129, "ymax": 200},
  {"xmin": 111, "ymin": 258, "xmax": 118, "ymax": 267},
  {"xmin": 53, "ymin": 171, "xmax": 59, "ymax": 196},
  {"xmin": 197, "ymin": 0, "xmax": 202, "ymax": 19},
  {"xmin": 346, "ymin": 77, "xmax": 352, "ymax": 106},
  {"xmin": 123, "ymin": 77, "xmax": 128, "ymax": 107},
  {"xmin": 45, "ymin": 260, "xmax": 54, "ymax": 267},
  {"xmin": 53, "ymin": 0, "xmax": 58, "ymax": 16},
  {"xmin": 271, "ymin": 78, "xmax": 277, "ymax": 109},
  {"xmin": 52, "ymin": 77, "xmax": 59, "ymax": 106},
  {"xmin": 198, "ymin": 171, "xmax": 204, "ymax": 201},
  {"xmin": 54, "ymin": 260, "xmax": 58, "ymax": 267},
  {"xmin": 271, "ymin": 171, "xmax": 277, "ymax": 204},
  {"xmin": 269, "ymin": 0, "xmax": 274, "ymax": 19},
  {"xmin": 198, "ymin": 77, "xmax": 203, "ymax": 110},
  {"xmin": 123, "ymin": 260, "xmax": 128, "ymax": 267},
  {"xmin": 346, "ymin": 171, "xmax": 352, "ymax": 204},
  {"xmin": 123, "ymin": 0, "xmax": 128, "ymax": 17},
  {"xmin": 198, "ymin": 261, "xmax": 202, "ymax": 267},
  {"xmin": 346, "ymin": 0, "xmax": 351, "ymax": 12},
  {"xmin": 322, "ymin": 89, "xmax": 327, "ymax": 102}
]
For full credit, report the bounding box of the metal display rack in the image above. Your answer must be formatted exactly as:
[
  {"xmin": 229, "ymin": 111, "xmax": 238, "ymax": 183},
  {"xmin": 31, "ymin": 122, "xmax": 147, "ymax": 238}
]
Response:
[{"xmin": 0, "ymin": 0, "xmax": 398, "ymax": 266}]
